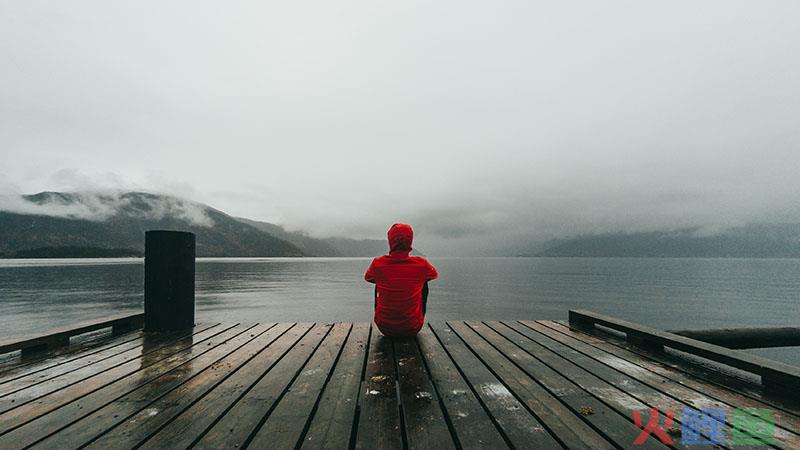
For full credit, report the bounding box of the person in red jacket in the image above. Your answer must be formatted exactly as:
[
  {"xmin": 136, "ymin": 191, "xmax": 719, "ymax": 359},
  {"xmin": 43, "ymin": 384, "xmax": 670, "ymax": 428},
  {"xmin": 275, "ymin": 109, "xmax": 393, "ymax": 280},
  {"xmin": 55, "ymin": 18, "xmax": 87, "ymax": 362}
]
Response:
[{"xmin": 364, "ymin": 223, "xmax": 439, "ymax": 337}]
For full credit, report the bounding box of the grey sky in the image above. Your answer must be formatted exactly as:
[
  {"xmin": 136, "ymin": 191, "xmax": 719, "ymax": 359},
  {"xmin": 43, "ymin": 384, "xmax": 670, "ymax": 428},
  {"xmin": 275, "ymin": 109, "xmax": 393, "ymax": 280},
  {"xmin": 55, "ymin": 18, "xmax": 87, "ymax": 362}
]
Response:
[{"xmin": 2, "ymin": 1, "xmax": 799, "ymax": 255}]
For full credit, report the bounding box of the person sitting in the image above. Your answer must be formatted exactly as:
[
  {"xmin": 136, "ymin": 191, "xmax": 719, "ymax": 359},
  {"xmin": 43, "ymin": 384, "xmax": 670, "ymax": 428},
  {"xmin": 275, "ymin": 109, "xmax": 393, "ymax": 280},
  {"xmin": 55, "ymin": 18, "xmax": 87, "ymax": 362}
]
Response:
[{"xmin": 364, "ymin": 223, "xmax": 439, "ymax": 337}]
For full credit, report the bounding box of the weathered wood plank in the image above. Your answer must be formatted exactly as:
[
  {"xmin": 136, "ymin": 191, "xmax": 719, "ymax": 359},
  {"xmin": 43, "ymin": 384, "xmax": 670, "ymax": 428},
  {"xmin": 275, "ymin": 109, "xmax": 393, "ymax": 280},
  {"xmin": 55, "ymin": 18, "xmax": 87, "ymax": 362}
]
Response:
[
  {"xmin": 416, "ymin": 326, "xmax": 508, "ymax": 450},
  {"xmin": 545, "ymin": 320, "xmax": 800, "ymax": 420},
  {"xmin": 0, "ymin": 323, "xmax": 231, "ymax": 435},
  {"xmin": 249, "ymin": 323, "xmax": 352, "ymax": 449},
  {"xmin": 132, "ymin": 323, "xmax": 310, "ymax": 450},
  {"xmin": 0, "ymin": 329, "xmax": 144, "ymax": 380},
  {"xmin": 0, "ymin": 323, "xmax": 219, "ymax": 414},
  {"xmin": 507, "ymin": 321, "xmax": 772, "ymax": 450},
  {"xmin": 354, "ymin": 328, "xmax": 403, "ymax": 450},
  {"xmin": 448, "ymin": 322, "xmax": 614, "ymax": 449},
  {"xmin": 0, "ymin": 313, "xmax": 144, "ymax": 355},
  {"xmin": 529, "ymin": 320, "xmax": 800, "ymax": 449},
  {"xmin": 394, "ymin": 335, "xmax": 456, "ymax": 450},
  {"xmin": 30, "ymin": 323, "xmax": 278, "ymax": 450},
  {"xmin": 300, "ymin": 323, "xmax": 370, "ymax": 450},
  {"xmin": 192, "ymin": 323, "xmax": 333, "ymax": 449},
  {"xmin": 550, "ymin": 320, "xmax": 800, "ymax": 417},
  {"xmin": 0, "ymin": 331, "xmax": 160, "ymax": 398},
  {"xmin": 429, "ymin": 322, "xmax": 561, "ymax": 449},
  {"xmin": 569, "ymin": 309, "xmax": 800, "ymax": 395},
  {"xmin": 499, "ymin": 321, "xmax": 708, "ymax": 450},
  {"xmin": 457, "ymin": 322, "xmax": 648, "ymax": 449},
  {"xmin": 669, "ymin": 326, "xmax": 800, "ymax": 349},
  {"xmin": 481, "ymin": 321, "xmax": 669, "ymax": 450},
  {"xmin": 0, "ymin": 324, "xmax": 243, "ymax": 449},
  {"xmin": 0, "ymin": 319, "xmax": 792, "ymax": 450}
]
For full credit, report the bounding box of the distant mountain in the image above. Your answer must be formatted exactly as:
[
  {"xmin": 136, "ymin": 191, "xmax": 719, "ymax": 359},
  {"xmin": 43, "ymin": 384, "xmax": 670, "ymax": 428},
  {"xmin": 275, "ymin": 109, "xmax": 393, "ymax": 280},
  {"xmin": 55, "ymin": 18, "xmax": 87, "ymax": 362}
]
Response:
[
  {"xmin": 323, "ymin": 237, "xmax": 392, "ymax": 257},
  {"xmin": 528, "ymin": 224, "xmax": 800, "ymax": 257},
  {"xmin": 0, "ymin": 192, "xmax": 305, "ymax": 257},
  {"xmin": 237, "ymin": 218, "xmax": 410, "ymax": 257},
  {"xmin": 235, "ymin": 218, "xmax": 343, "ymax": 256},
  {"xmin": 11, "ymin": 246, "xmax": 143, "ymax": 258}
]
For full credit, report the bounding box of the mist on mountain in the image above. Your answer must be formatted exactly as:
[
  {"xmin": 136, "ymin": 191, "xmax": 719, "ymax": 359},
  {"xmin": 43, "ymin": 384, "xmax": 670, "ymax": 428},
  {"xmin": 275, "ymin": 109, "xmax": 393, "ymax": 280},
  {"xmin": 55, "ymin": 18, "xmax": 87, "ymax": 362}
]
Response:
[{"xmin": 0, "ymin": 191, "xmax": 394, "ymax": 258}]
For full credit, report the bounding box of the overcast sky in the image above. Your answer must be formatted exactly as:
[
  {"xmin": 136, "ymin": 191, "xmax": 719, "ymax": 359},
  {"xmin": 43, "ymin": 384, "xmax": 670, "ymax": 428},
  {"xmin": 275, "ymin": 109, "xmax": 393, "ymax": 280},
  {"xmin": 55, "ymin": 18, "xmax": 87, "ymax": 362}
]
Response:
[{"xmin": 1, "ymin": 1, "xmax": 799, "ymax": 255}]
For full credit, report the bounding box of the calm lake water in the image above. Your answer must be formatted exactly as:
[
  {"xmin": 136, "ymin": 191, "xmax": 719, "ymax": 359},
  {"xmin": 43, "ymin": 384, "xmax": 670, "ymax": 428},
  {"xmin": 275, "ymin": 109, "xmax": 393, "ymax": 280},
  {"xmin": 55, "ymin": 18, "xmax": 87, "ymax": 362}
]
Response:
[{"xmin": 0, "ymin": 257, "xmax": 798, "ymax": 366}]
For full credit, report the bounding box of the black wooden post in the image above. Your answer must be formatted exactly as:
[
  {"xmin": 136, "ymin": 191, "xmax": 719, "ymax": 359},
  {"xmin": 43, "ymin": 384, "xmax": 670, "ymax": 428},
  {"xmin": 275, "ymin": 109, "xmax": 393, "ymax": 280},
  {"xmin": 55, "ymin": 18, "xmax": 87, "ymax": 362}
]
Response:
[
  {"xmin": 568, "ymin": 309, "xmax": 595, "ymax": 331},
  {"xmin": 144, "ymin": 230, "xmax": 195, "ymax": 331}
]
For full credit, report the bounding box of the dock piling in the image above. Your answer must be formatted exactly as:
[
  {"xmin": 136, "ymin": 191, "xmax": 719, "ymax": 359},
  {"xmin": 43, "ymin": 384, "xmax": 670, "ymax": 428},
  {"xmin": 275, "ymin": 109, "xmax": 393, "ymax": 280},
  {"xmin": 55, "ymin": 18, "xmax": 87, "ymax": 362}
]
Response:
[{"xmin": 144, "ymin": 230, "xmax": 196, "ymax": 332}]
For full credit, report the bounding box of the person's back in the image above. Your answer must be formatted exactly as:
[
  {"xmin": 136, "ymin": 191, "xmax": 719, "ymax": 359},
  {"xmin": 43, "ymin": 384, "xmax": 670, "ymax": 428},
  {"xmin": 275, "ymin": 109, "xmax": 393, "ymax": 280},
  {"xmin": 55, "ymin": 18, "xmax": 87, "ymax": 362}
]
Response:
[{"xmin": 364, "ymin": 223, "xmax": 438, "ymax": 337}]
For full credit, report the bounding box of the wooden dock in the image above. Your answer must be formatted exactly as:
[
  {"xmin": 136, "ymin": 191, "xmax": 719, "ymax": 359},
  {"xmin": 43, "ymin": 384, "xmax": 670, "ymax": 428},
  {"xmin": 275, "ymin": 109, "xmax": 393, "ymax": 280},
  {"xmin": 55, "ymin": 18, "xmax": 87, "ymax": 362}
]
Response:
[{"xmin": 1, "ymin": 319, "xmax": 799, "ymax": 449}]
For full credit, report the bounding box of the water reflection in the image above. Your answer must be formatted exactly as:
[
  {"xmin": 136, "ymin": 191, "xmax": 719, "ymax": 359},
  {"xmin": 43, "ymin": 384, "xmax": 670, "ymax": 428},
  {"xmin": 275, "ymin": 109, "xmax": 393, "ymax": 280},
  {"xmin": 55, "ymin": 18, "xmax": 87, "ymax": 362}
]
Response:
[{"xmin": 140, "ymin": 331, "xmax": 177, "ymax": 370}]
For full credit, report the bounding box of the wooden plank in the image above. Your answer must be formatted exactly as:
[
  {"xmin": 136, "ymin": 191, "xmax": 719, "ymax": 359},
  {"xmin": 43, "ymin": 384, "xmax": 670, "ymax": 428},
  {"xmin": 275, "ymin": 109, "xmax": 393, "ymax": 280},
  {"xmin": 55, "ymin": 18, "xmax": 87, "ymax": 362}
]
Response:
[
  {"xmin": 0, "ymin": 313, "xmax": 144, "ymax": 355},
  {"xmin": 0, "ymin": 323, "xmax": 218, "ymax": 415},
  {"xmin": 458, "ymin": 321, "xmax": 635, "ymax": 450},
  {"xmin": 550, "ymin": 320, "xmax": 800, "ymax": 418},
  {"xmin": 0, "ymin": 323, "xmax": 230, "ymax": 435},
  {"xmin": 569, "ymin": 309, "xmax": 800, "ymax": 394},
  {"xmin": 0, "ymin": 329, "xmax": 145, "ymax": 380},
  {"xmin": 668, "ymin": 327, "xmax": 800, "ymax": 349},
  {"xmin": 29, "ymin": 323, "xmax": 279, "ymax": 450},
  {"xmin": 506, "ymin": 321, "xmax": 771, "ymax": 450},
  {"xmin": 530, "ymin": 320, "xmax": 800, "ymax": 449},
  {"xmin": 452, "ymin": 321, "xmax": 612, "ymax": 449},
  {"xmin": 108, "ymin": 323, "xmax": 308, "ymax": 450},
  {"xmin": 416, "ymin": 326, "xmax": 508, "ymax": 450},
  {"xmin": 353, "ymin": 327, "xmax": 403, "ymax": 450},
  {"xmin": 498, "ymin": 321, "xmax": 706, "ymax": 449},
  {"xmin": 248, "ymin": 323, "xmax": 353, "ymax": 449},
  {"xmin": 393, "ymin": 335, "xmax": 457, "ymax": 450},
  {"xmin": 0, "ymin": 331, "xmax": 162, "ymax": 398},
  {"xmin": 6, "ymin": 318, "xmax": 797, "ymax": 450},
  {"xmin": 547, "ymin": 320, "xmax": 800, "ymax": 417},
  {"xmin": 300, "ymin": 323, "xmax": 370, "ymax": 450},
  {"xmin": 191, "ymin": 323, "xmax": 333, "ymax": 449},
  {"xmin": 428, "ymin": 322, "xmax": 561, "ymax": 449},
  {"xmin": 552, "ymin": 320, "xmax": 800, "ymax": 409},
  {"xmin": 0, "ymin": 323, "xmax": 244, "ymax": 449}
]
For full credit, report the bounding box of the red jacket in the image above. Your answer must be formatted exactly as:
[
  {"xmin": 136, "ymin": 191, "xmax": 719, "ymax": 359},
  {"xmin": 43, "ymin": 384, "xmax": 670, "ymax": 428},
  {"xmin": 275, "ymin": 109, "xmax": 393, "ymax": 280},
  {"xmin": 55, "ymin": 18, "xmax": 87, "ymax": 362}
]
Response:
[{"xmin": 364, "ymin": 224, "xmax": 438, "ymax": 337}]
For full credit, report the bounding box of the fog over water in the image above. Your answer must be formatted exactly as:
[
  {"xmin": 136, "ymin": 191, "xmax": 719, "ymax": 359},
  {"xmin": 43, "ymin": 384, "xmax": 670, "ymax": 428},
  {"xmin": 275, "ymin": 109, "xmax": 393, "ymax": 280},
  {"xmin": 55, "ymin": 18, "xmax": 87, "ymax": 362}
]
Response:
[{"xmin": 2, "ymin": 1, "xmax": 800, "ymax": 255}]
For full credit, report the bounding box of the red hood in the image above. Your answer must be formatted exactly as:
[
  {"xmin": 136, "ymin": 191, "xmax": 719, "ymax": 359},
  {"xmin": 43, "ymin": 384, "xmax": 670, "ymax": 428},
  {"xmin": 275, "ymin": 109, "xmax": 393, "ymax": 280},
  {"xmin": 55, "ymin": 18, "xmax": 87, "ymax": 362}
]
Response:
[{"xmin": 388, "ymin": 223, "xmax": 413, "ymax": 253}]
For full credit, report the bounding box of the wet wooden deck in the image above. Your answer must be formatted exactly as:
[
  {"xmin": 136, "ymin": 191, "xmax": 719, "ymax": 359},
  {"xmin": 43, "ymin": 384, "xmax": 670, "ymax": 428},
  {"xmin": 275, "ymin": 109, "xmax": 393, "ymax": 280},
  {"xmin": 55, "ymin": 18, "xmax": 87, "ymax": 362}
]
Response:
[{"xmin": 1, "ymin": 320, "xmax": 799, "ymax": 449}]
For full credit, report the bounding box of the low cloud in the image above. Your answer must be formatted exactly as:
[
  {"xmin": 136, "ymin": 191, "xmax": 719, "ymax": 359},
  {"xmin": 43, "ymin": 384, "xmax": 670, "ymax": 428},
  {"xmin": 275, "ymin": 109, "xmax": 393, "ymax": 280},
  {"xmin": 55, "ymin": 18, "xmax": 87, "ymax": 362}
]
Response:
[
  {"xmin": 0, "ymin": 191, "xmax": 215, "ymax": 227},
  {"xmin": 2, "ymin": 1, "xmax": 799, "ymax": 255}
]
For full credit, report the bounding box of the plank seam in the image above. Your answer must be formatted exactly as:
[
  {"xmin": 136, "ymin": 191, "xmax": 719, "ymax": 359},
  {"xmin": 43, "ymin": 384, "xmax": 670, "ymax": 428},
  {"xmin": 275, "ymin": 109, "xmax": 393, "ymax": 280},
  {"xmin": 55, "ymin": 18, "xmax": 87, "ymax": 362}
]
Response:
[
  {"xmin": 542, "ymin": 320, "xmax": 800, "ymax": 419},
  {"xmin": 472, "ymin": 321, "xmax": 629, "ymax": 450},
  {"xmin": 0, "ymin": 331, "xmax": 146, "ymax": 385},
  {"xmin": 22, "ymin": 323, "xmax": 265, "ymax": 448},
  {"xmin": 0, "ymin": 323, "xmax": 231, "ymax": 433},
  {"xmin": 392, "ymin": 339, "xmax": 410, "ymax": 450},
  {"xmin": 180, "ymin": 323, "xmax": 316, "ymax": 448},
  {"xmin": 446, "ymin": 322, "xmax": 569, "ymax": 450},
  {"xmin": 428, "ymin": 323, "xmax": 516, "ymax": 450},
  {"xmin": 0, "ymin": 331, "xmax": 196, "ymax": 399},
  {"xmin": 533, "ymin": 321, "xmax": 800, "ymax": 442},
  {"xmin": 507, "ymin": 321, "xmax": 755, "ymax": 450},
  {"xmin": 492, "ymin": 321, "xmax": 681, "ymax": 450},
  {"xmin": 146, "ymin": 322, "xmax": 307, "ymax": 449},
  {"xmin": 413, "ymin": 335, "xmax": 463, "ymax": 450},
  {"xmin": 348, "ymin": 324, "xmax": 372, "ymax": 450},
  {"xmin": 0, "ymin": 324, "xmax": 220, "ymax": 403},
  {"xmin": 518, "ymin": 321, "xmax": 785, "ymax": 449},
  {"xmin": 241, "ymin": 323, "xmax": 335, "ymax": 449},
  {"xmin": 293, "ymin": 323, "xmax": 355, "ymax": 450}
]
